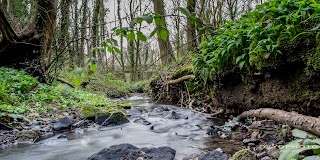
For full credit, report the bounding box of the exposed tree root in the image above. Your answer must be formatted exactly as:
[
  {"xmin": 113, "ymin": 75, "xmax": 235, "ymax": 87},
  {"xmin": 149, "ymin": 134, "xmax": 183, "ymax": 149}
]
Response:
[
  {"xmin": 238, "ymin": 108, "xmax": 320, "ymax": 136},
  {"xmin": 166, "ymin": 75, "xmax": 195, "ymax": 85}
]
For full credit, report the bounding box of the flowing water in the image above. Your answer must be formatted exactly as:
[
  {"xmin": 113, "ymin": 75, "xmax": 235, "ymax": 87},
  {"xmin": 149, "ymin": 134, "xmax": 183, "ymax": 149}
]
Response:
[{"xmin": 0, "ymin": 95, "xmax": 228, "ymax": 160}]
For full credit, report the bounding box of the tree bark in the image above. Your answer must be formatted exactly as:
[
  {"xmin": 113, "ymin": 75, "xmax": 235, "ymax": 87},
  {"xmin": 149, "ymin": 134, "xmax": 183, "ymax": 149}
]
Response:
[
  {"xmin": 238, "ymin": 108, "xmax": 320, "ymax": 136},
  {"xmin": 117, "ymin": 0, "xmax": 125, "ymax": 80},
  {"xmin": 186, "ymin": 0, "xmax": 197, "ymax": 51},
  {"xmin": 152, "ymin": 0, "xmax": 176, "ymax": 66},
  {"xmin": 79, "ymin": 0, "xmax": 88, "ymax": 66},
  {"xmin": 59, "ymin": 0, "xmax": 72, "ymax": 66},
  {"xmin": 0, "ymin": 0, "xmax": 57, "ymax": 82}
]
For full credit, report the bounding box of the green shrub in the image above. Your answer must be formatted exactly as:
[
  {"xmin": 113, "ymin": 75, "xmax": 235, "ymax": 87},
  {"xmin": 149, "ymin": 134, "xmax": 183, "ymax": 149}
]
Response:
[
  {"xmin": 0, "ymin": 67, "xmax": 116, "ymax": 115},
  {"xmin": 193, "ymin": 0, "xmax": 320, "ymax": 79}
]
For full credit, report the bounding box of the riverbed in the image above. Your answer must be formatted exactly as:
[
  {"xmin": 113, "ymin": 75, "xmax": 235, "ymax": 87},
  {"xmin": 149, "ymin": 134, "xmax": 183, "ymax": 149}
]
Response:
[{"xmin": 0, "ymin": 94, "xmax": 229, "ymax": 160}]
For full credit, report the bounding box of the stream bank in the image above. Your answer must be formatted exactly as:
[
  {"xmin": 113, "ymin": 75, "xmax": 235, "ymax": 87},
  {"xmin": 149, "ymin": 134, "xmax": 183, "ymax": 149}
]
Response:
[{"xmin": 0, "ymin": 94, "xmax": 240, "ymax": 160}]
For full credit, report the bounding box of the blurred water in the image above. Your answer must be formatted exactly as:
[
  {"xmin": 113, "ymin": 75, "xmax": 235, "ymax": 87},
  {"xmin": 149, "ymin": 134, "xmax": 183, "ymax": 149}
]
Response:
[{"xmin": 0, "ymin": 94, "xmax": 226, "ymax": 160}]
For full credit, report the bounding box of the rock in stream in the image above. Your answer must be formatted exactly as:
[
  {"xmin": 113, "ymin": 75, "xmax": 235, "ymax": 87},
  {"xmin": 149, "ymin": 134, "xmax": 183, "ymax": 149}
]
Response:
[{"xmin": 88, "ymin": 143, "xmax": 176, "ymax": 160}]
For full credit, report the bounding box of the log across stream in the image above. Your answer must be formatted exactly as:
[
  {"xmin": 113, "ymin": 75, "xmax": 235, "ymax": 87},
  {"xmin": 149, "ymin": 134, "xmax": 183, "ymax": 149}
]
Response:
[{"xmin": 0, "ymin": 95, "xmax": 238, "ymax": 160}]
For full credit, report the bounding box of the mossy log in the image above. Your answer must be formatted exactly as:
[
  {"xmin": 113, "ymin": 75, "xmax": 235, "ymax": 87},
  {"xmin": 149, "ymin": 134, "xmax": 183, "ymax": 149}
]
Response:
[{"xmin": 238, "ymin": 108, "xmax": 320, "ymax": 136}]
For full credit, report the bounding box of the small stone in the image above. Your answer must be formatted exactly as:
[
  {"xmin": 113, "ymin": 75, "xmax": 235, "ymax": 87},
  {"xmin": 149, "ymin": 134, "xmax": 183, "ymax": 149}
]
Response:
[
  {"xmin": 251, "ymin": 131, "xmax": 260, "ymax": 139},
  {"xmin": 256, "ymin": 152, "xmax": 268, "ymax": 159},
  {"xmin": 243, "ymin": 138, "xmax": 260, "ymax": 146},
  {"xmin": 53, "ymin": 117, "xmax": 74, "ymax": 131},
  {"xmin": 15, "ymin": 130, "xmax": 41, "ymax": 144},
  {"xmin": 261, "ymin": 156, "xmax": 272, "ymax": 160},
  {"xmin": 261, "ymin": 134, "xmax": 274, "ymax": 143},
  {"xmin": 57, "ymin": 135, "xmax": 67, "ymax": 139},
  {"xmin": 248, "ymin": 143, "xmax": 256, "ymax": 147},
  {"xmin": 270, "ymin": 151, "xmax": 279, "ymax": 158}
]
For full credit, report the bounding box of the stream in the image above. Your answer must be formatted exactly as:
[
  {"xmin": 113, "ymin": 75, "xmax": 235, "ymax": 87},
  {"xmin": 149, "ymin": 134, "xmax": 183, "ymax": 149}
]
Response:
[{"xmin": 0, "ymin": 94, "xmax": 228, "ymax": 160}]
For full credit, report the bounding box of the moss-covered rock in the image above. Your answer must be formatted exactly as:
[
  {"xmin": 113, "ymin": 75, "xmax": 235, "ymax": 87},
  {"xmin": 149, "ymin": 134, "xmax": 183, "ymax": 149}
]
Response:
[
  {"xmin": 80, "ymin": 106, "xmax": 101, "ymax": 118},
  {"xmin": 15, "ymin": 130, "xmax": 41, "ymax": 144},
  {"xmin": 95, "ymin": 111, "xmax": 129, "ymax": 126},
  {"xmin": 232, "ymin": 149, "xmax": 256, "ymax": 160}
]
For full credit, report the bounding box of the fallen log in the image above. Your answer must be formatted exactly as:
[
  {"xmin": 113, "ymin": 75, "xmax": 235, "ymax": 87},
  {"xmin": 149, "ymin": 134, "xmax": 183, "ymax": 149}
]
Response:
[
  {"xmin": 167, "ymin": 75, "xmax": 195, "ymax": 85},
  {"xmin": 238, "ymin": 108, "xmax": 320, "ymax": 136}
]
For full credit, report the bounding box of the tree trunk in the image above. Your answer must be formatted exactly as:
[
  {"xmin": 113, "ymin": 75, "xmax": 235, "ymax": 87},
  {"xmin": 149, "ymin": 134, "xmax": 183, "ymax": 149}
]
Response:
[
  {"xmin": 59, "ymin": 0, "xmax": 72, "ymax": 67},
  {"xmin": 238, "ymin": 108, "xmax": 320, "ymax": 136},
  {"xmin": 117, "ymin": 0, "xmax": 125, "ymax": 80},
  {"xmin": 186, "ymin": 0, "xmax": 197, "ymax": 51},
  {"xmin": 79, "ymin": 0, "xmax": 88, "ymax": 66},
  {"xmin": 92, "ymin": 0, "xmax": 101, "ymax": 60},
  {"xmin": 152, "ymin": 0, "xmax": 176, "ymax": 66},
  {"xmin": 73, "ymin": 0, "xmax": 80, "ymax": 66},
  {"xmin": 0, "ymin": 0, "xmax": 57, "ymax": 82}
]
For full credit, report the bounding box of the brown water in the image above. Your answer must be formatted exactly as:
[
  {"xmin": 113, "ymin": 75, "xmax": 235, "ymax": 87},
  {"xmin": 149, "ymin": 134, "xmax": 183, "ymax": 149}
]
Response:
[{"xmin": 0, "ymin": 95, "xmax": 227, "ymax": 160}]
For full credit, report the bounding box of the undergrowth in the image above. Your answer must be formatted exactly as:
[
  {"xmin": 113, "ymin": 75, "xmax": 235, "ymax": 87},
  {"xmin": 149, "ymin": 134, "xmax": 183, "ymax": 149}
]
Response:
[
  {"xmin": 193, "ymin": 0, "xmax": 320, "ymax": 81},
  {"xmin": 0, "ymin": 67, "xmax": 119, "ymax": 115},
  {"xmin": 59, "ymin": 68, "xmax": 149, "ymax": 98}
]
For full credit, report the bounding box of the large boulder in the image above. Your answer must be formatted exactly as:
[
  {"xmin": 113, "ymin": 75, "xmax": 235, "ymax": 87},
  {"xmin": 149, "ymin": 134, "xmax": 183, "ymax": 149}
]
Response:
[{"xmin": 88, "ymin": 143, "xmax": 176, "ymax": 160}]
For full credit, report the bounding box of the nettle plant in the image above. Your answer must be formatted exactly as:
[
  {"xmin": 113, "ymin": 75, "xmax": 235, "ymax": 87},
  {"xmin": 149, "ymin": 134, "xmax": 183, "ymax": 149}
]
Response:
[
  {"xmin": 193, "ymin": 0, "xmax": 320, "ymax": 78},
  {"xmin": 279, "ymin": 129, "xmax": 320, "ymax": 160}
]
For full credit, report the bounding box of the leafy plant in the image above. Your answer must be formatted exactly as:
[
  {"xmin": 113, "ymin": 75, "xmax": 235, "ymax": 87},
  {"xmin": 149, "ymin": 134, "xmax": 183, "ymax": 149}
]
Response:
[
  {"xmin": 279, "ymin": 129, "xmax": 320, "ymax": 160},
  {"xmin": 193, "ymin": 0, "xmax": 320, "ymax": 79}
]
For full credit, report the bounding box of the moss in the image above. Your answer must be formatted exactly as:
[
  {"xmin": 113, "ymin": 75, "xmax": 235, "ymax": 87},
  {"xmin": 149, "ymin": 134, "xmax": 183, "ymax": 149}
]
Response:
[
  {"xmin": 170, "ymin": 65, "xmax": 193, "ymax": 79},
  {"xmin": 232, "ymin": 149, "xmax": 256, "ymax": 160},
  {"xmin": 80, "ymin": 106, "xmax": 101, "ymax": 118},
  {"xmin": 113, "ymin": 103, "xmax": 131, "ymax": 109},
  {"xmin": 306, "ymin": 46, "xmax": 320, "ymax": 74}
]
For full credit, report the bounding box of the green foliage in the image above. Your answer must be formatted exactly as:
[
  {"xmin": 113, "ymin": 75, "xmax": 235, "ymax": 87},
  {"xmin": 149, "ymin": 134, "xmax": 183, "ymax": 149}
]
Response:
[
  {"xmin": 194, "ymin": 0, "xmax": 320, "ymax": 77},
  {"xmin": 279, "ymin": 129, "xmax": 320, "ymax": 160},
  {"xmin": 60, "ymin": 69, "xmax": 149, "ymax": 98},
  {"xmin": 113, "ymin": 13, "xmax": 170, "ymax": 43},
  {"xmin": 0, "ymin": 67, "xmax": 116, "ymax": 115},
  {"xmin": 128, "ymin": 80, "xmax": 150, "ymax": 93}
]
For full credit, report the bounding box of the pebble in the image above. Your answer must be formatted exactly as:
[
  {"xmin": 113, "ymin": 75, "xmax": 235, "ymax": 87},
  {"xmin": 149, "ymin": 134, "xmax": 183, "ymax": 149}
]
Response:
[{"xmin": 261, "ymin": 156, "xmax": 272, "ymax": 160}]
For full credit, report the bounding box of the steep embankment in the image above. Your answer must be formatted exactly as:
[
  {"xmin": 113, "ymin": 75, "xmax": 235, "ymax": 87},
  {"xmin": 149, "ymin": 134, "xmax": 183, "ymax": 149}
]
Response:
[{"xmin": 151, "ymin": 0, "xmax": 320, "ymax": 117}]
